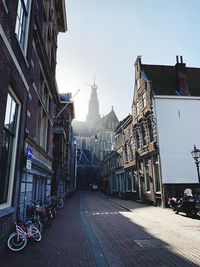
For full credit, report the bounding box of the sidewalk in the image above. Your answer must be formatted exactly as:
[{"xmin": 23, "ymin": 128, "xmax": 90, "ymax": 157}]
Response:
[{"xmin": 107, "ymin": 195, "xmax": 200, "ymax": 243}]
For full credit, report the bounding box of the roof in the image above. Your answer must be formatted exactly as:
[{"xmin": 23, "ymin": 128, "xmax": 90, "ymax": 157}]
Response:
[
  {"xmin": 142, "ymin": 64, "xmax": 200, "ymax": 96},
  {"xmin": 115, "ymin": 114, "xmax": 131, "ymax": 133},
  {"xmin": 72, "ymin": 121, "xmax": 94, "ymax": 136},
  {"xmin": 77, "ymin": 149, "xmax": 99, "ymax": 165},
  {"xmin": 96, "ymin": 108, "xmax": 119, "ymax": 130}
]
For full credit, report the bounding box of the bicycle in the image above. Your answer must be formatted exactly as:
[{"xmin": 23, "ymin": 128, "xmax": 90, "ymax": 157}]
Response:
[
  {"xmin": 7, "ymin": 220, "xmax": 41, "ymax": 252},
  {"xmin": 26, "ymin": 202, "xmax": 43, "ymax": 233},
  {"xmin": 56, "ymin": 194, "xmax": 64, "ymax": 209}
]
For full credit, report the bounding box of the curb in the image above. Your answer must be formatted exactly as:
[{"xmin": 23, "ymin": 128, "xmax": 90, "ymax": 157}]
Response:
[{"xmin": 106, "ymin": 197, "xmax": 132, "ymax": 212}]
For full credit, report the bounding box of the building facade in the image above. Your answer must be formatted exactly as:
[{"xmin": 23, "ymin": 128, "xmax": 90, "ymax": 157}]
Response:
[
  {"xmin": 0, "ymin": 0, "xmax": 67, "ymax": 253},
  {"xmin": 52, "ymin": 93, "xmax": 75, "ymax": 197},
  {"xmin": 104, "ymin": 55, "xmax": 200, "ymax": 207}
]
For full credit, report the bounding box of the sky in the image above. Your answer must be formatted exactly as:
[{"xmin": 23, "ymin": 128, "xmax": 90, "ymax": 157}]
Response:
[{"xmin": 56, "ymin": 0, "xmax": 200, "ymax": 122}]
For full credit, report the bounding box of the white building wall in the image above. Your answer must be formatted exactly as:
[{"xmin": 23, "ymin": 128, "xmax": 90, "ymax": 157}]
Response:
[{"xmin": 153, "ymin": 96, "xmax": 200, "ymax": 184}]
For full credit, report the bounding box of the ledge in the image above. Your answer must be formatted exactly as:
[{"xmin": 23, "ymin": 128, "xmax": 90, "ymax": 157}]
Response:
[{"xmin": 0, "ymin": 207, "xmax": 15, "ymax": 218}]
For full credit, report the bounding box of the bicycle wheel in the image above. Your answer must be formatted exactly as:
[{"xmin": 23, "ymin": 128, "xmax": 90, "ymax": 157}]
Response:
[
  {"xmin": 33, "ymin": 218, "xmax": 43, "ymax": 233},
  {"xmin": 57, "ymin": 198, "xmax": 64, "ymax": 209},
  {"xmin": 30, "ymin": 225, "xmax": 42, "ymax": 241},
  {"xmin": 7, "ymin": 232, "xmax": 27, "ymax": 252}
]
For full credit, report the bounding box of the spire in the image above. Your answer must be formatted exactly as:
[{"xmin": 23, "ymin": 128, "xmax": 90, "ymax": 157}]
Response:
[{"xmin": 86, "ymin": 79, "xmax": 101, "ymax": 129}]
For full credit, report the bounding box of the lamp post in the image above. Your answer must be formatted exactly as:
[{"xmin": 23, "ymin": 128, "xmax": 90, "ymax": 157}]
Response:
[{"xmin": 191, "ymin": 145, "xmax": 200, "ymax": 183}]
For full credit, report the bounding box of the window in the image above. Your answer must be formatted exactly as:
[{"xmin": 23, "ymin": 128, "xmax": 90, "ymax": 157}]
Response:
[
  {"xmin": 43, "ymin": 86, "xmax": 49, "ymax": 112},
  {"xmin": 144, "ymin": 159, "xmax": 150, "ymax": 191},
  {"xmin": 129, "ymin": 142, "xmax": 133, "ymax": 160},
  {"xmin": 141, "ymin": 123, "xmax": 146, "ymax": 146},
  {"xmin": 33, "ymin": 175, "xmax": 46, "ymax": 204},
  {"xmin": 137, "ymin": 79, "xmax": 140, "ymax": 89},
  {"xmin": 136, "ymin": 101, "xmax": 140, "ymax": 116},
  {"xmin": 2, "ymin": 0, "xmax": 8, "ymax": 12},
  {"xmin": 153, "ymin": 155, "xmax": 160, "ymax": 192},
  {"xmin": 15, "ymin": 0, "xmax": 31, "ymax": 52},
  {"xmin": 141, "ymin": 92, "xmax": 147, "ymax": 109},
  {"xmin": 127, "ymin": 172, "xmax": 132, "ymax": 191},
  {"xmin": 0, "ymin": 91, "xmax": 20, "ymax": 206},
  {"xmin": 112, "ymin": 175, "xmax": 116, "ymax": 191},
  {"xmin": 135, "ymin": 129, "xmax": 140, "ymax": 149},
  {"xmin": 105, "ymin": 132, "xmax": 112, "ymax": 143},
  {"xmin": 123, "ymin": 143, "xmax": 128, "ymax": 163},
  {"xmin": 147, "ymin": 116, "xmax": 154, "ymax": 143},
  {"xmin": 36, "ymin": 106, "xmax": 48, "ymax": 150}
]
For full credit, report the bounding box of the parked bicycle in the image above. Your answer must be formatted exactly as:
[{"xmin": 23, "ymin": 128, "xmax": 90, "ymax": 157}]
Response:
[
  {"xmin": 26, "ymin": 202, "xmax": 43, "ymax": 233},
  {"xmin": 50, "ymin": 194, "xmax": 64, "ymax": 210},
  {"xmin": 56, "ymin": 194, "xmax": 65, "ymax": 209},
  {"xmin": 7, "ymin": 220, "xmax": 41, "ymax": 252}
]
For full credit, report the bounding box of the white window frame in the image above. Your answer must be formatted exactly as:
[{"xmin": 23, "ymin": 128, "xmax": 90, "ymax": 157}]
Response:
[
  {"xmin": 15, "ymin": 0, "xmax": 32, "ymax": 55},
  {"xmin": 0, "ymin": 87, "xmax": 21, "ymax": 209}
]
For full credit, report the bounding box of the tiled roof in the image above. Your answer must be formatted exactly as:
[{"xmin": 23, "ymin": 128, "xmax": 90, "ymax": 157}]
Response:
[
  {"xmin": 142, "ymin": 64, "xmax": 200, "ymax": 96},
  {"xmin": 187, "ymin": 67, "xmax": 200, "ymax": 96}
]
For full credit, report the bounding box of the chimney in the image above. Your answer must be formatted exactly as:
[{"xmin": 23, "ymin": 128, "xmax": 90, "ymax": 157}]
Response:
[{"xmin": 175, "ymin": 55, "xmax": 189, "ymax": 96}]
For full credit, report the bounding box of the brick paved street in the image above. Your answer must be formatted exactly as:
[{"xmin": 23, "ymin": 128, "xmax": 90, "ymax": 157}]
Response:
[
  {"xmin": 1, "ymin": 193, "xmax": 95, "ymax": 267},
  {"xmin": 1, "ymin": 191, "xmax": 200, "ymax": 267}
]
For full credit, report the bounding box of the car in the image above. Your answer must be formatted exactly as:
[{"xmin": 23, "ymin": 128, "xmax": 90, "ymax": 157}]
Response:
[{"xmin": 91, "ymin": 184, "xmax": 98, "ymax": 191}]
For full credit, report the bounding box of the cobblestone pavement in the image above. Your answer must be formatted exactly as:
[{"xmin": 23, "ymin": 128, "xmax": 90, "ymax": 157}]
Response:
[
  {"xmin": 1, "ymin": 191, "xmax": 200, "ymax": 267},
  {"xmin": 1, "ymin": 193, "xmax": 95, "ymax": 267},
  {"xmin": 84, "ymin": 192, "xmax": 200, "ymax": 267}
]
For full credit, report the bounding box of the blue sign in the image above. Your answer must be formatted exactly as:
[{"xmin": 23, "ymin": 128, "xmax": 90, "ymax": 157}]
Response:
[{"xmin": 27, "ymin": 147, "xmax": 32, "ymax": 160}]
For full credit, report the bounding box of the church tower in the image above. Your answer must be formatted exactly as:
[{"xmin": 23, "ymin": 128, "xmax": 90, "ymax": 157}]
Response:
[{"xmin": 86, "ymin": 81, "xmax": 101, "ymax": 129}]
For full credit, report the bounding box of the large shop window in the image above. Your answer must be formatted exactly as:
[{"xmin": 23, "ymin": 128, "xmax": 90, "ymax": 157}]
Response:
[
  {"xmin": 0, "ymin": 92, "xmax": 20, "ymax": 206},
  {"xmin": 15, "ymin": 0, "xmax": 31, "ymax": 52}
]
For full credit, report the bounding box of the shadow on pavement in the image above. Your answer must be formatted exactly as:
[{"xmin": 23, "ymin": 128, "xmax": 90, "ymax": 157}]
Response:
[{"xmin": 84, "ymin": 191, "xmax": 200, "ymax": 267}]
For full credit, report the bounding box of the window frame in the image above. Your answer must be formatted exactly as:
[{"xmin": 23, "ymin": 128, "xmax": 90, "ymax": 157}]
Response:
[
  {"xmin": 15, "ymin": 0, "xmax": 32, "ymax": 55},
  {"xmin": 0, "ymin": 88, "xmax": 21, "ymax": 209}
]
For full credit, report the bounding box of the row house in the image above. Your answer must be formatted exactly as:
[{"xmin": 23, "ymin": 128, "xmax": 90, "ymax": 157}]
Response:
[
  {"xmin": 106, "ymin": 55, "xmax": 200, "ymax": 207},
  {"xmin": 104, "ymin": 115, "xmax": 137, "ymax": 199},
  {"xmin": 112, "ymin": 116, "xmax": 128, "ymax": 198},
  {"xmin": 132, "ymin": 56, "xmax": 161, "ymax": 205},
  {"xmin": 52, "ymin": 93, "xmax": 75, "ymax": 197},
  {"xmin": 132, "ymin": 56, "xmax": 200, "ymax": 206},
  {"xmin": 100, "ymin": 150, "xmax": 117, "ymax": 194},
  {"xmin": 0, "ymin": 0, "xmax": 67, "ymax": 253}
]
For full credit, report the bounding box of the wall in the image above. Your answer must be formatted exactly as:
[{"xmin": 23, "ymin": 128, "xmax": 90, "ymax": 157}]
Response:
[{"xmin": 153, "ymin": 96, "xmax": 200, "ymax": 184}]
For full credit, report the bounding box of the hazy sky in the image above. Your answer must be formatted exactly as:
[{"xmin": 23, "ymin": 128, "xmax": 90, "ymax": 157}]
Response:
[{"xmin": 56, "ymin": 0, "xmax": 200, "ymax": 122}]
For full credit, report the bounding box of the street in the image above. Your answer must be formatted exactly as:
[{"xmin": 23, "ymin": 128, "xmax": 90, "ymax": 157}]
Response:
[{"xmin": 1, "ymin": 191, "xmax": 200, "ymax": 267}]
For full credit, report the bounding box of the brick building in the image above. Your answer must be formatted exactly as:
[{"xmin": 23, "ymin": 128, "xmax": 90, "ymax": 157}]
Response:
[
  {"xmin": 103, "ymin": 56, "xmax": 200, "ymax": 207},
  {"xmin": 52, "ymin": 93, "xmax": 75, "ymax": 197},
  {"xmin": 0, "ymin": 0, "xmax": 67, "ymax": 253}
]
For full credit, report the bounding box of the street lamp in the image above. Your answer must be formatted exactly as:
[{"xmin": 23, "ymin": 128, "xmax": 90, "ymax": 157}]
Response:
[{"xmin": 191, "ymin": 145, "xmax": 200, "ymax": 183}]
